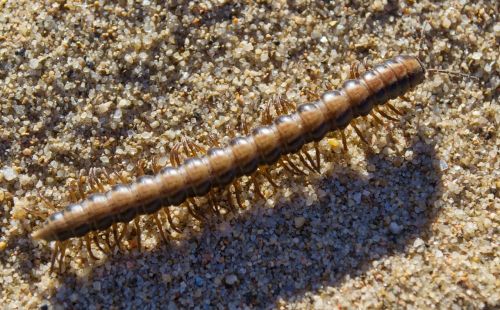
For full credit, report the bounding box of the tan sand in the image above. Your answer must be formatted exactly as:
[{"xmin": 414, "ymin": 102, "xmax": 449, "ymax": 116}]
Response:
[{"xmin": 0, "ymin": 1, "xmax": 498, "ymax": 309}]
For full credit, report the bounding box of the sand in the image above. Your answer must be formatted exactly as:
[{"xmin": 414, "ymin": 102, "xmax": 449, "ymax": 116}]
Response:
[{"xmin": 0, "ymin": 0, "xmax": 498, "ymax": 309}]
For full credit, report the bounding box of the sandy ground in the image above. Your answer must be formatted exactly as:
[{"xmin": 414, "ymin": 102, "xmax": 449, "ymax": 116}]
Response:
[{"xmin": 0, "ymin": 0, "xmax": 498, "ymax": 309}]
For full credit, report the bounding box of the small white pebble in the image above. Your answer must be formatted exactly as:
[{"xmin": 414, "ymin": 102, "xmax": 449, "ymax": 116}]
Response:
[
  {"xmin": 113, "ymin": 109, "xmax": 123, "ymax": 120},
  {"xmin": 471, "ymin": 52, "xmax": 482, "ymax": 60},
  {"xmin": 100, "ymin": 156, "xmax": 109, "ymax": 164},
  {"xmin": 96, "ymin": 102, "xmax": 112, "ymax": 114},
  {"xmin": 118, "ymin": 98, "xmax": 131, "ymax": 108},
  {"xmin": 371, "ymin": 0, "xmax": 384, "ymax": 12},
  {"xmin": 29, "ymin": 58, "xmax": 40, "ymax": 69},
  {"xmin": 441, "ymin": 17, "xmax": 451, "ymax": 29},
  {"xmin": 19, "ymin": 174, "xmax": 32, "ymax": 186},
  {"xmin": 463, "ymin": 222, "xmax": 477, "ymax": 236},
  {"xmin": 413, "ymin": 238, "xmax": 425, "ymax": 248},
  {"xmin": 434, "ymin": 249, "xmax": 444, "ymax": 259},
  {"xmin": 1, "ymin": 167, "xmax": 18, "ymax": 181},
  {"xmin": 494, "ymin": 23, "xmax": 500, "ymax": 34}
]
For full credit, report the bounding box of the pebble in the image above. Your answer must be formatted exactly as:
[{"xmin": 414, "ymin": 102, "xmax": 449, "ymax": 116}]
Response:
[
  {"xmin": 371, "ymin": 0, "xmax": 384, "ymax": 12},
  {"xmin": 434, "ymin": 249, "xmax": 444, "ymax": 259},
  {"xmin": 442, "ymin": 17, "xmax": 452, "ymax": 29},
  {"xmin": 92, "ymin": 282, "xmax": 101, "ymax": 291},
  {"xmin": 413, "ymin": 238, "xmax": 425, "ymax": 249},
  {"xmin": 118, "ymin": 98, "xmax": 131, "ymax": 108},
  {"xmin": 327, "ymin": 138, "xmax": 342, "ymax": 153},
  {"xmin": 1, "ymin": 167, "xmax": 18, "ymax": 181},
  {"xmin": 194, "ymin": 276, "xmax": 204, "ymax": 287},
  {"xmin": 12, "ymin": 199, "xmax": 28, "ymax": 220},
  {"xmin": 389, "ymin": 222, "xmax": 403, "ymax": 234},
  {"xmin": 29, "ymin": 58, "xmax": 40, "ymax": 69},
  {"xmin": 463, "ymin": 222, "xmax": 477, "ymax": 237},
  {"xmin": 96, "ymin": 102, "xmax": 112, "ymax": 114},
  {"xmin": 471, "ymin": 52, "xmax": 482, "ymax": 60},
  {"xmin": 294, "ymin": 217, "xmax": 306, "ymax": 229},
  {"xmin": 439, "ymin": 159, "xmax": 449, "ymax": 171},
  {"xmin": 224, "ymin": 274, "xmax": 238, "ymax": 286}
]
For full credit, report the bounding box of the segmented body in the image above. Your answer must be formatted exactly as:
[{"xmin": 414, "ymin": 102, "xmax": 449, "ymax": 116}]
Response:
[{"xmin": 32, "ymin": 55, "xmax": 426, "ymax": 242}]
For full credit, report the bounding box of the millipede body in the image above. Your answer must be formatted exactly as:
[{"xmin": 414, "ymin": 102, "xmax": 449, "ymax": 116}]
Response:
[{"xmin": 32, "ymin": 55, "xmax": 426, "ymax": 246}]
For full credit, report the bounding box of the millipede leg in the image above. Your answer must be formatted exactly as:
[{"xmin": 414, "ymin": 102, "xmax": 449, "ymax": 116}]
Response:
[
  {"xmin": 85, "ymin": 234, "xmax": 99, "ymax": 260},
  {"xmin": 260, "ymin": 167, "xmax": 279, "ymax": 188},
  {"xmin": 214, "ymin": 190, "xmax": 224, "ymax": 213},
  {"xmin": 77, "ymin": 174, "xmax": 86, "ymax": 199},
  {"xmin": 136, "ymin": 159, "xmax": 147, "ymax": 176},
  {"xmin": 172, "ymin": 143, "xmax": 184, "ymax": 167},
  {"xmin": 301, "ymin": 149, "xmax": 320, "ymax": 173},
  {"xmin": 297, "ymin": 151, "xmax": 316, "ymax": 173},
  {"xmin": 134, "ymin": 217, "xmax": 142, "ymax": 252},
  {"xmin": 89, "ymin": 168, "xmax": 105, "ymax": 192},
  {"xmin": 57, "ymin": 241, "xmax": 68, "ymax": 273},
  {"xmin": 279, "ymin": 96, "xmax": 293, "ymax": 114},
  {"xmin": 350, "ymin": 62, "xmax": 360, "ymax": 79},
  {"xmin": 351, "ymin": 122, "xmax": 370, "ymax": 146},
  {"xmin": 207, "ymin": 192, "xmax": 217, "ymax": 214},
  {"xmin": 75, "ymin": 238, "xmax": 84, "ymax": 253},
  {"xmin": 182, "ymin": 138, "xmax": 195, "ymax": 157},
  {"xmin": 370, "ymin": 112, "xmax": 385, "ymax": 126},
  {"xmin": 375, "ymin": 107, "xmax": 399, "ymax": 121},
  {"xmin": 271, "ymin": 96, "xmax": 282, "ymax": 115},
  {"xmin": 112, "ymin": 223, "xmax": 122, "ymax": 251},
  {"xmin": 103, "ymin": 229, "xmax": 113, "ymax": 252},
  {"xmin": 386, "ymin": 102, "xmax": 404, "ymax": 116},
  {"xmin": 232, "ymin": 181, "xmax": 245, "ymax": 209},
  {"xmin": 263, "ymin": 99, "xmax": 272, "ymax": 125},
  {"xmin": 194, "ymin": 143, "xmax": 206, "ymax": 155},
  {"xmin": 207, "ymin": 192, "xmax": 220, "ymax": 215},
  {"xmin": 226, "ymin": 188, "xmax": 237, "ymax": 213},
  {"xmin": 303, "ymin": 89, "xmax": 320, "ymax": 101},
  {"xmin": 92, "ymin": 233, "xmax": 106, "ymax": 253},
  {"xmin": 95, "ymin": 172, "xmax": 106, "ymax": 192},
  {"xmin": 314, "ymin": 141, "xmax": 321, "ymax": 171},
  {"xmin": 278, "ymin": 158, "xmax": 298, "ymax": 175},
  {"xmin": 118, "ymin": 222, "xmax": 128, "ymax": 245},
  {"xmin": 68, "ymin": 181, "xmax": 80, "ymax": 202},
  {"xmin": 152, "ymin": 155, "xmax": 162, "ymax": 174},
  {"xmin": 50, "ymin": 242, "xmax": 60, "ymax": 273},
  {"xmin": 186, "ymin": 199, "xmax": 206, "ymax": 221},
  {"xmin": 251, "ymin": 174, "xmax": 266, "ymax": 200},
  {"xmin": 207, "ymin": 133, "xmax": 221, "ymax": 147},
  {"xmin": 153, "ymin": 213, "xmax": 169, "ymax": 244},
  {"xmin": 102, "ymin": 168, "xmax": 116, "ymax": 186},
  {"xmin": 88, "ymin": 168, "xmax": 98, "ymax": 192},
  {"xmin": 283, "ymin": 155, "xmax": 307, "ymax": 175},
  {"xmin": 341, "ymin": 130, "xmax": 348, "ymax": 152},
  {"xmin": 115, "ymin": 170, "xmax": 129, "ymax": 184},
  {"xmin": 324, "ymin": 81, "xmax": 335, "ymax": 90},
  {"xmin": 163, "ymin": 208, "xmax": 182, "ymax": 233}
]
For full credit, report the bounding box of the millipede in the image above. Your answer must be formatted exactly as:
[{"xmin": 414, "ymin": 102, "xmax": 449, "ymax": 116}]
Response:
[{"xmin": 31, "ymin": 55, "xmax": 457, "ymax": 272}]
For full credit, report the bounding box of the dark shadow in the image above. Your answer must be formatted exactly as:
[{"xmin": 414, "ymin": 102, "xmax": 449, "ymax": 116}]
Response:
[{"xmin": 40, "ymin": 136, "xmax": 441, "ymax": 309}]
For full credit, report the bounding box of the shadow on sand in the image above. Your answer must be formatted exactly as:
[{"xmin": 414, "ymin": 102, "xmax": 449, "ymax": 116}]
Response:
[{"xmin": 45, "ymin": 136, "xmax": 441, "ymax": 309}]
